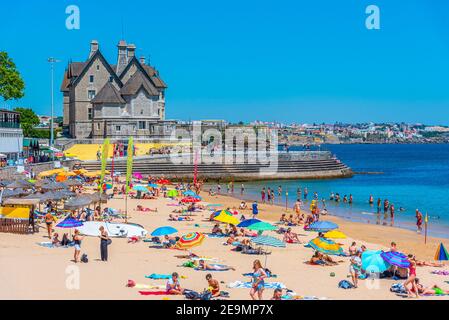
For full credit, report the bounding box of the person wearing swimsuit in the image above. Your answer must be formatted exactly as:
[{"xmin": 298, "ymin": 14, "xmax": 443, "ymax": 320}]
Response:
[
  {"xmin": 73, "ymin": 229, "xmax": 83, "ymax": 263},
  {"xmin": 44, "ymin": 212, "xmax": 55, "ymax": 239},
  {"xmin": 206, "ymin": 274, "xmax": 220, "ymax": 297},
  {"xmin": 404, "ymin": 254, "xmax": 419, "ymax": 298},
  {"xmin": 249, "ymin": 260, "xmax": 267, "ymax": 300}
]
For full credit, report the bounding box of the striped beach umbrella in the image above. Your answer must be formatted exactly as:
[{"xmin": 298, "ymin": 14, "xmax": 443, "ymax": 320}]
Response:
[
  {"xmin": 308, "ymin": 237, "xmax": 344, "ymax": 256},
  {"xmin": 56, "ymin": 218, "xmax": 84, "ymax": 229},
  {"xmin": 237, "ymin": 219, "xmax": 261, "ymax": 228},
  {"xmin": 434, "ymin": 243, "xmax": 449, "ymax": 261},
  {"xmin": 252, "ymin": 236, "xmax": 286, "ymax": 248},
  {"xmin": 307, "ymin": 221, "xmax": 339, "ymax": 232},
  {"xmin": 380, "ymin": 251, "xmax": 411, "ymax": 268},
  {"xmin": 175, "ymin": 232, "xmax": 205, "ymax": 249},
  {"xmin": 362, "ymin": 250, "xmax": 391, "ymax": 273},
  {"xmin": 151, "ymin": 226, "xmax": 178, "ymax": 237}
]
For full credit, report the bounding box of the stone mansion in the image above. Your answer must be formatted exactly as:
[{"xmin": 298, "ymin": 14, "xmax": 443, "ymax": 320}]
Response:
[{"xmin": 61, "ymin": 40, "xmax": 176, "ymax": 140}]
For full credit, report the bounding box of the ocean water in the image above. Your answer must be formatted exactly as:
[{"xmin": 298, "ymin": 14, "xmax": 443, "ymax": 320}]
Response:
[{"xmin": 229, "ymin": 144, "xmax": 449, "ymax": 238}]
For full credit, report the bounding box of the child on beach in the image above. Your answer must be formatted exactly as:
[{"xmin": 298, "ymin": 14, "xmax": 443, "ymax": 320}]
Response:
[
  {"xmin": 206, "ymin": 274, "xmax": 221, "ymax": 297},
  {"xmin": 349, "ymin": 251, "xmax": 362, "ymax": 288}
]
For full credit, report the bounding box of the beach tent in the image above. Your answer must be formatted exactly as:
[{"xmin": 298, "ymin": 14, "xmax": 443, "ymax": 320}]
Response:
[
  {"xmin": 175, "ymin": 232, "xmax": 205, "ymax": 250},
  {"xmin": 306, "ymin": 221, "xmax": 339, "ymax": 232},
  {"xmin": 151, "ymin": 226, "xmax": 178, "ymax": 237},
  {"xmin": 380, "ymin": 251, "xmax": 410, "ymax": 268},
  {"xmin": 214, "ymin": 212, "xmax": 240, "ymax": 226},
  {"xmin": 308, "ymin": 237, "xmax": 344, "ymax": 256},
  {"xmin": 434, "ymin": 243, "xmax": 449, "ymax": 261},
  {"xmin": 362, "ymin": 250, "xmax": 391, "ymax": 273},
  {"xmin": 237, "ymin": 219, "xmax": 261, "ymax": 228},
  {"xmin": 323, "ymin": 230, "xmax": 347, "ymax": 239}
]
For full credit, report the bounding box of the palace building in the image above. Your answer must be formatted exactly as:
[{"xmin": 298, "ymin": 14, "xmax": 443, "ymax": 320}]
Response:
[{"xmin": 61, "ymin": 40, "xmax": 176, "ymax": 140}]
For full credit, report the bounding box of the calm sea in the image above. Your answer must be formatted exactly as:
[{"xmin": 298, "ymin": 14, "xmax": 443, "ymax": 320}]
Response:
[{"xmin": 228, "ymin": 144, "xmax": 449, "ymax": 238}]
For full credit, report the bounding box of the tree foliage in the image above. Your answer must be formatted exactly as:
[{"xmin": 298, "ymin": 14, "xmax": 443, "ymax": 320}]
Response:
[{"xmin": 0, "ymin": 52, "xmax": 25, "ymax": 101}]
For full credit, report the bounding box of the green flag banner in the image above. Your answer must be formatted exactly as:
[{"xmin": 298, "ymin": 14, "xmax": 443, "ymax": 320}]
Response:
[
  {"xmin": 100, "ymin": 138, "xmax": 110, "ymax": 185},
  {"xmin": 125, "ymin": 137, "xmax": 134, "ymax": 194}
]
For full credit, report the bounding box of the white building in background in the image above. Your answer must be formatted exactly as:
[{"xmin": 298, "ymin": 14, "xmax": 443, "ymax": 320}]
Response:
[{"xmin": 0, "ymin": 109, "xmax": 23, "ymax": 161}]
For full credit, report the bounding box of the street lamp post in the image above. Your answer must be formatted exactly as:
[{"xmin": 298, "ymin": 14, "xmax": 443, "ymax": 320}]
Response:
[{"xmin": 47, "ymin": 57, "xmax": 60, "ymax": 149}]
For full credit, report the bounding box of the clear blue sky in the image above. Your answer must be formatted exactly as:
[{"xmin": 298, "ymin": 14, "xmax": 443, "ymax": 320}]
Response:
[{"xmin": 2, "ymin": 0, "xmax": 449, "ymax": 124}]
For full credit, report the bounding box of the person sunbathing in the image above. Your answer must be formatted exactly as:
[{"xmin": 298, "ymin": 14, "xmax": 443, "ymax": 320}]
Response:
[
  {"xmin": 136, "ymin": 205, "xmax": 158, "ymax": 212},
  {"xmin": 416, "ymin": 260, "xmax": 446, "ymax": 267},
  {"xmin": 271, "ymin": 289, "xmax": 283, "ymax": 300},
  {"xmin": 212, "ymin": 224, "xmax": 224, "ymax": 235},
  {"xmin": 168, "ymin": 214, "xmax": 192, "ymax": 221},
  {"xmin": 197, "ymin": 259, "xmax": 235, "ymax": 271},
  {"xmin": 309, "ymin": 252, "xmax": 338, "ymax": 266},
  {"xmin": 279, "ymin": 214, "xmax": 288, "ymax": 225},
  {"xmin": 413, "ymin": 278, "xmax": 449, "ymax": 295},
  {"xmin": 283, "ymin": 228, "xmax": 301, "ymax": 244},
  {"xmin": 163, "ymin": 235, "xmax": 177, "ymax": 248}
]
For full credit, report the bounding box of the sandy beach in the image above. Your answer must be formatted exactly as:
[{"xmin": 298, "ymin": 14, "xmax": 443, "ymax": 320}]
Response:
[{"xmin": 1, "ymin": 189, "xmax": 448, "ymax": 300}]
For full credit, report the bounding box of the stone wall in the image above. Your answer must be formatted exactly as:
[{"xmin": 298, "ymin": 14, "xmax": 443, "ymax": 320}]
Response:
[{"xmin": 0, "ymin": 160, "xmax": 77, "ymax": 180}]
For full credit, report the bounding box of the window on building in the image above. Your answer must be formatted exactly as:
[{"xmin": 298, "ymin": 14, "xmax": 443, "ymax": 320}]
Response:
[
  {"xmin": 88, "ymin": 108, "xmax": 93, "ymax": 120},
  {"xmin": 138, "ymin": 121, "xmax": 146, "ymax": 130},
  {"xmin": 116, "ymin": 126, "xmax": 121, "ymax": 132},
  {"xmin": 96, "ymin": 65, "xmax": 100, "ymax": 71},
  {"xmin": 89, "ymin": 75, "xmax": 94, "ymax": 83},
  {"xmin": 88, "ymin": 90, "xmax": 96, "ymax": 99},
  {"xmin": 97, "ymin": 123, "xmax": 100, "ymax": 130}
]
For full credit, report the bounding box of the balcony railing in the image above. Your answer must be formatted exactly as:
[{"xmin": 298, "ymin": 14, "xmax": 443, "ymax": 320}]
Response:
[{"xmin": 0, "ymin": 122, "xmax": 20, "ymax": 129}]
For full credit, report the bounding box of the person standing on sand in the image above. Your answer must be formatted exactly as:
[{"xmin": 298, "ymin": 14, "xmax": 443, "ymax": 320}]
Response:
[
  {"xmin": 415, "ymin": 209, "xmax": 423, "ymax": 233},
  {"xmin": 241, "ymin": 183, "xmax": 244, "ymax": 195},
  {"xmin": 261, "ymin": 188, "xmax": 266, "ymax": 203},
  {"xmin": 99, "ymin": 226, "xmax": 110, "ymax": 262},
  {"xmin": 404, "ymin": 254, "xmax": 420, "ymax": 298},
  {"xmin": 349, "ymin": 251, "xmax": 362, "ymax": 288},
  {"xmin": 73, "ymin": 229, "xmax": 83, "ymax": 263},
  {"xmin": 250, "ymin": 260, "xmax": 267, "ymax": 300},
  {"xmin": 252, "ymin": 201, "xmax": 259, "ymax": 219},
  {"xmin": 44, "ymin": 212, "xmax": 55, "ymax": 239}
]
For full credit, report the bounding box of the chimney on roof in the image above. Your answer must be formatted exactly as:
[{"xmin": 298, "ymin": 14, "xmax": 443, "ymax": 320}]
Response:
[
  {"xmin": 139, "ymin": 56, "xmax": 146, "ymax": 65},
  {"xmin": 89, "ymin": 40, "xmax": 99, "ymax": 58},
  {"xmin": 116, "ymin": 40, "xmax": 128, "ymax": 75},
  {"xmin": 127, "ymin": 44, "xmax": 136, "ymax": 60}
]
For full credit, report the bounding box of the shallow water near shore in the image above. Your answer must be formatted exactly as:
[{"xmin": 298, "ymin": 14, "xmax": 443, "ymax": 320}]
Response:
[{"xmin": 210, "ymin": 144, "xmax": 449, "ymax": 238}]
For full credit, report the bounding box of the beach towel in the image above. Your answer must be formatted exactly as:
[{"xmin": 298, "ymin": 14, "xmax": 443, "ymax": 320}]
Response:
[
  {"xmin": 227, "ymin": 281, "xmax": 286, "ymax": 289},
  {"xmin": 127, "ymin": 281, "xmax": 166, "ymax": 290},
  {"xmin": 206, "ymin": 234, "xmax": 227, "ymax": 238},
  {"xmin": 242, "ymin": 273, "xmax": 278, "ymax": 278},
  {"xmin": 145, "ymin": 274, "xmax": 186, "ymax": 280},
  {"xmin": 195, "ymin": 264, "xmax": 231, "ymax": 272},
  {"xmin": 139, "ymin": 291, "xmax": 173, "ymax": 296},
  {"xmin": 431, "ymin": 270, "xmax": 449, "ymax": 276},
  {"xmin": 37, "ymin": 242, "xmax": 73, "ymax": 249}
]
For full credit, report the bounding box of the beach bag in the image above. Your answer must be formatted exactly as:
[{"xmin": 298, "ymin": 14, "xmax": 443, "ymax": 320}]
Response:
[
  {"xmin": 338, "ymin": 280, "xmax": 354, "ymax": 289},
  {"xmin": 184, "ymin": 290, "xmax": 200, "ymax": 300},
  {"xmin": 81, "ymin": 254, "xmax": 89, "ymax": 263},
  {"xmin": 107, "ymin": 239, "xmax": 112, "ymax": 245},
  {"xmin": 199, "ymin": 290, "xmax": 212, "ymax": 301},
  {"xmin": 390, "ymin": 283, "xmax": 406, "ymax": 294}
]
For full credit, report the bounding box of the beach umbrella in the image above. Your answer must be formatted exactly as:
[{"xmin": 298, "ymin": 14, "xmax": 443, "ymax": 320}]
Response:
[
  {"xmin": 56, "ymin": 218, "xmax": 84, "ymax": 229},
  {"xmin": 151, "ymin": 226, "xmax": 178, "ymax": 237},
  {"xmin": 251, "ymin": 235, "xmax": 286, "ymax": 267},
  {"xmin": 248, "ymin": 222, "xmax": 277, "ymax": 232},
  {"xmin": 6, "ymin": 180, "xmax": 33, "ymax": 189},
  {"xmin": 133, "ymin": 185, "xmax": 149, "ymax": 192},
  {"xmin": 40, "ymin": 182, "xmax": 68, "ymax": 191},
  {"xmin": 181, "ymin": 197, "xmax": 201, "ymax": 203},
  {"xmin": 252, "ymin": 235, "xmax": 286, "ymax": 248},
  {"xmin": 148, "ymin": 183, "xmax": 158, "ymax": 188},
  {"xmin": 157, "ymin": 179, "xmax": 171, "ymax": 185},
  {"xmin": 307, "ymin": 221, "xmax": 339, "ymax": 232},
  {"xmin": 0, "ymin": 180, "xmax": 12, "ymax": 188},
  {"xmin": 323, "ymin": 230, "xmax": 347, "ymax": 239},
  {"xmin": 237, "ymin": 219, "xmax": 261, "ymax": 228},
  {"xmin": 434, "ymin": 243, "xmax": 449, "ymax": 261},
  {"xmin": 380, "ymin": 251, "xmax": 411, "ymax": 268},
  {"xmin": 206, "ymin": 204, "xmax": 222, "ymax": 208},
  {"xmin": 362, "ymin": 250, "xmax": 391, "ymax": 273},
  {"xmin": 167, "ymin": 189, "xmax": 178, "ymax": 197},
  {"xmin": 214, "ymin": 212, "xmax": 240, "ymax": 226},
  {"xmin": 65, "ymin": 180, "xmax": 83, "ymax": 187},
  {"xmin": 133, "ymin": 172, "xmax": 143, "ymax": 180},
  {"xmin": 175, "ymin": 232, "xmax": 205, "ymax": 250},
  {"xmin": 212, "ymin": 210, "xmax": 233, "ymax": 218},
  {"xmin": 183, "ymin": 190, "xmax": 197, "ymax": 197},
  {"xmin": 308, "ymin": 237, "xmax": 344, "ymax": 256},
  {"xmin": 1, "ymin": 188, "xmax": 27, "ymax": 198},
  {"xmin": 89, "ymin": 192, "xmax": 108, "ymax": 203},
  {"xmin": 64, "ymin": 196, "xmax": 92, "ymax": 210}
]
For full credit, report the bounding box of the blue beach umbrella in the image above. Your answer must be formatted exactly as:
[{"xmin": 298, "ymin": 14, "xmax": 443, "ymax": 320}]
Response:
[
  {"xmin": 380, "ymin": 251, "xmax": 411, "ymax": 268},
  {"xmin": 435, "ymin": 243, "xmax": 449, "ymax": 261},
  {"xmin": 307, "ymin": 221, "xmax": 339, "ymax": 232},
  {"xmin": 148, "ymin": 184, "xmax": 158, "ymax": 188},
  {"xmin": 56, "ymin": 218, "xmax": 83, "ymax": 229},
  {"xmin": 151, "ymin": 226, "xmax": 178, "ymax": 237},
  {"xmin": 183, "ymin": 190, "xmax": 197, "ymax": 197},
  {"xmin": 237, "ymin": 219, "xmax": 261, "ymax": 228},
  {"xmin": 362, "ymin": 250, "xmax": 391, "ymax": 273},
  {"xmin": 133, "ymin": 185, "xmax": 149, "ymax": 192}
]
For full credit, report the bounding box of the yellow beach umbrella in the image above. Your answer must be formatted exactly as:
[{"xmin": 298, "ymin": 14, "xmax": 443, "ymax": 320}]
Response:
[
  {"xmin": 214, "ymin": 212, "xmax": 240, "ymax": 226},
  {"xmin": 323, "ymin": 230, "xmax": 347, "ymax": 239},
  {"xmin": 175, "ymin": 232, "xmax": 205, "ymax": 250}
]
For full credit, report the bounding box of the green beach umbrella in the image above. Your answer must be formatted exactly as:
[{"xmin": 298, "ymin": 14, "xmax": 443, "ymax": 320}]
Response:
[
  {"xmin": 167, "ymin": 189, "xmax": 178, "ymax": 197},
  {"xmin": 248, "ymin": 222, "xmax": 277, "ymax": 233}
]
